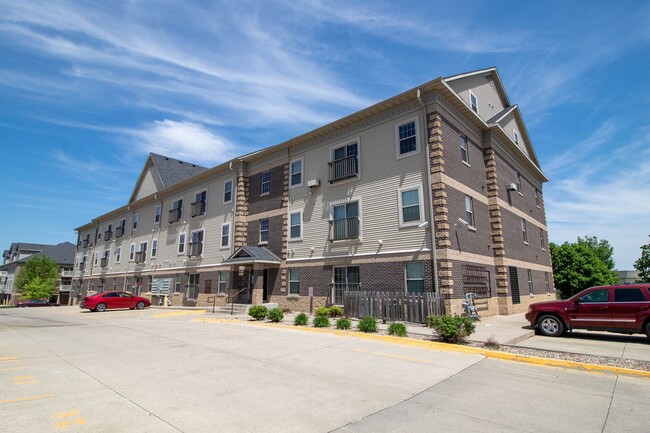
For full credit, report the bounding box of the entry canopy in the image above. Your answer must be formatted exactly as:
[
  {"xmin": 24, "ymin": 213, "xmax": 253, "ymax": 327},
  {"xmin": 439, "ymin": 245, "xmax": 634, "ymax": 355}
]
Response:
[{"xmin": 223, "ymin": 246, "xmax": 282, "ymax": 266}]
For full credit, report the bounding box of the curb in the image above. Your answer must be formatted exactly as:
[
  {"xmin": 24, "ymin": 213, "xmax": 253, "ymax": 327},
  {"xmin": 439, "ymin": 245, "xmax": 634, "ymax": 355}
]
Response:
[{"xmin": 191, "ymin": 317, "xmax": 650, "ymax": 379}]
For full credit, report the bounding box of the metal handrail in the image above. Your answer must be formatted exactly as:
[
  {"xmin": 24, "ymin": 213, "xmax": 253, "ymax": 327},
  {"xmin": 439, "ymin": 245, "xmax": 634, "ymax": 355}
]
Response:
[{"xmin": 226, "ymin": 287, "xmax": 250, "ymax": 315}]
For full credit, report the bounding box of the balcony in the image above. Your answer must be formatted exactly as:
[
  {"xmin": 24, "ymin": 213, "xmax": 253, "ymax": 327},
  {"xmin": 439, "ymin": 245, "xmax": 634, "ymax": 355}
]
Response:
[
  {"xmin": 115, "ymin": 226, "xmax": 125, "ymax": 238},
  {"xmin": 61, "ymin": 270, "xmax": 73, "ymax": 277},
  {"xmin": 100, "ymin": 258, "xmax": 109, "ymax": 268},
  {"xmin": 188, "ymin": 242, "xmax": 203, "ymax": 257},
  {"xmin": 104, "ymin": 230, "xmax": 113, "ymax": 241},
  {"xmin": 329, "ymin": 155, "xmax": 359, "ymax": 183},
  {"xmin": 81, "ymin": 239, "xmax": 90, "ymax": 248},
  {"xmin": 168, "ymin": 208, "xmax": 182, "ymax": 223},
  {"xmin": 191, "ymin": 200, "xmax": 206, "ymax": 217},
  {"xmin": 59, "ymin": 284, "xmax": 72, "ymax": 292},
  {"xmin": 79, "ymin": 262, "xmax": 86, "ymax": 271},
  {"xmin": 134, "ymin": 251, "xmax": 146, "ymax": 264},
  {"xmin": 329, "ymin": 217, "xmax": 360, "ymax": 241}
]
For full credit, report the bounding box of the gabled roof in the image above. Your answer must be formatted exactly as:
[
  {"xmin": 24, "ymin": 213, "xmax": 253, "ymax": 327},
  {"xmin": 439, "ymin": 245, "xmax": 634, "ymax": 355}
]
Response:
[
  {"xmin": 486, "ymin": 105, "xmax": 517, "ymax": 125},
  {"xmin": 2, "ymin": 242, "xmax": 76, "ymax": 267},
  {"xmin": 128, "ymin": 153, "xmax": 208, "ymax": 203},
  {"xmin": 443, "ymin": 66, "xmax": 511, "ymax": 108},
  {"xmin": 222, "ymin": 246, "xmax": 282, "ymax": 265}
]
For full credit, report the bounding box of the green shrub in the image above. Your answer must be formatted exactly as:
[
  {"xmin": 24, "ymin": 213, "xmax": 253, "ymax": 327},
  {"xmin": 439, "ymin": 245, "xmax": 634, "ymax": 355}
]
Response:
[
  {"xmin": 425, "ymin": 315, "xmax": 436, "ymax": 328},
  {"xmin": 358, "ymin": 316, "xmax": 378, "ymax": 333},
  {"xmin": 313, "ymin": 315, "xmax": 330, "ymax": 328},
  {"xmin": 388, "ymin": 322, "xmax": 408, "ymax": 337},
  {"xmin": 428, "ymin": 315, "xmax": 476, "ymax": 343},
  {"xmin": 268, "ymin": 308, "xmax": 284, "ymax": 323},
  {"xmin": 328, "ymin": 305, "xmax": 344, "ymax": 317},
  {"xmin": 336, "ymin": 317, "xmax": 351, "ymax": 330},
  {"xmin": 315, "ymin": 307, "xmax": 330, "ymax": 317},
  {"xmin": 248, "ymin": 305, "xmax": 268, "ymax": 321},
  {"xmin": 294, "ymin": 312, "xmax": 308, "ymax": 326}
]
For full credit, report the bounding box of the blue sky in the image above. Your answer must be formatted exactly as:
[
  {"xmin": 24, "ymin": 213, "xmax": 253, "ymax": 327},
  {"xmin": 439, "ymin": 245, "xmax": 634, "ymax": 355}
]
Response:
[{"xmin": 1, "ymin": 0, "xmax": 649, "ymax": 269}]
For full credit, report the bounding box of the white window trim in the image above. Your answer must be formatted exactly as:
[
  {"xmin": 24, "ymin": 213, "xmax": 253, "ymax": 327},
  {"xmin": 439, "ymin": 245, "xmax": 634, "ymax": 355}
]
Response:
[
  {"xmin": 151, "ymin": 238, "xmax": 158, "ymax": 258},
  {"xmin": 288, "ymin": 210, "xmax": 303, "ymax": 241},
  {"xmin": 191, "ymin": 189, "xmax": 207, "ymax": 218},
  {"xmin": 138, "ymin": 241, "xmax": 147, "ymax": 253},
  {"xmin": 513, "ymin": 129, "xmax": 520, "ymax": 147},
  {"xmin": 94, "ymin": 252, "xmax": 99, "ymax": 266},
  {"xmin": 260, "ymin": 170, "xmax": 271, "ymax": 196},
  {"xmin": 460, "ymin": 135, "xmax": 470, "ymax": 166},
  {"xmin": 329, "ymin": 196, "xmax": 363, "ymax": 242},
  {"xmin": 289, "ymin": 157, "xmax": 304, "ymax": 189},
  {"xmin": 129, "ymin": 243, "xmax": 135, "ymax": 262},
  {"xmin": 516, "ymin": 172, "xmax": 523, "ymax": 196},
  {"xmin": 329, "ymin": 137, "xmax": 361, "ymax": 184},
  {"xmin": 220, "ymin": 223, "xmax": 231, "ymax": 249},
  {"xmin": 535, "ymin": 188, "xmax": 541, "ymax": 209},
  {"xmin": 522, "ymin": 218, "xmax": 528, "ymax": 245},
  {"xmin": 465, "ymin": 195, "xmax": 476, "ymax": 230},
  {"xmin": 469, "ymin": 90, "xmax": 478, "ymax": 114},
  {"xmin": 404, "ymin": 262, "xmax": 425, "ymax": 294},
  {"xmin": 259, "ymin": 219, "xmax": 269, "ymax": 245},
  {"xmin": 223, "ymin": 178, "xmax": 234, "ymax": 205},
  {"xmin": 397, "ymin": 186, "xmax": 424, "ymax": 228},
  {"xmin": 288, "ymin": 268, "xmax": 300, "ymax": 297},
  {"xmin": 154, "ymin": 206, "xmax": 161, "ymax": 224},
  {"xmin": 97, "ymin": 225, "xmax": 103, "ymax": 241},
  {"xmin": 132, "ymin": 212, "xmax": 139, "ymax": 231},
  {"xmin": 177, "ymin": 233, "xmax": 186, "ymax": 256},
  {"xmin": 171, "ymin": 196, "xmax": 184, "ymax": 220},
  {"xmin": 527, "ymin": 269, "xmax": 533, "ymax": 294},
  {"xmin": 395, "ymin": 117, "xmax": 421, "ymax": 160},
  {"xmin": 190, "ymin": 229, "xmax": 205, "ymax": 257},
  {"xmin": 115, "ymin": 246, "xmax": 122, "ymax": 264}
]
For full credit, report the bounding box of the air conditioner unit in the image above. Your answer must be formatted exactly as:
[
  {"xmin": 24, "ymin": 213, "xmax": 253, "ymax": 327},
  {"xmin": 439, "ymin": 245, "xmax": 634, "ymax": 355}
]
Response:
[
  {"xmin": 507, "ymin": 183, "xmax": 517, "ymax": 191},
  {"xmin": 307, "ymin": 179, "xmax": 320, "ymax": 188}
]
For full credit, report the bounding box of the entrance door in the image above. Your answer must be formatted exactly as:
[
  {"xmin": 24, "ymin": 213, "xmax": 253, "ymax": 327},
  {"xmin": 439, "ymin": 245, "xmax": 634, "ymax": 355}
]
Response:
[{"xmin": 262, "ymin": 269, "xmax": 269, "ymax": 303}]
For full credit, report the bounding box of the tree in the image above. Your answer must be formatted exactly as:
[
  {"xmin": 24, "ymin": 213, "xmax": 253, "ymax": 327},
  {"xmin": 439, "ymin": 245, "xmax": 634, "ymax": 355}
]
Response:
[
  {"xmin": 550, "ymin": 238, "xmax": 619, "ymax": 299},
  {"xmin": 14, "ymin": 255, "xmax": 60, "ymax": 300},
  {"xmin": 634, "ymin": 239, "xmax": 650, "ymax": 283}
]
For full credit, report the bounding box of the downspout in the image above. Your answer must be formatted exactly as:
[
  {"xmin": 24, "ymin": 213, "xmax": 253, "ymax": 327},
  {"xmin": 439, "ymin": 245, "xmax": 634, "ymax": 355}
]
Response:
[{"xmin": 417, "ymin": 89, "xmax": 440, "ymax": 299}]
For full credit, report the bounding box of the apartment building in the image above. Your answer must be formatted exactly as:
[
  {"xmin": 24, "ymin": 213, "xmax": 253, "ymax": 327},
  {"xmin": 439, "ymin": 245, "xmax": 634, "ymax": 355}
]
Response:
[
  {"xmin": 72, "ymin": 67, "xmax": 554, "ymax": 317},
  {"xmin": 0, "ymin": 242, "xmax": 76, "ymax": 305}
]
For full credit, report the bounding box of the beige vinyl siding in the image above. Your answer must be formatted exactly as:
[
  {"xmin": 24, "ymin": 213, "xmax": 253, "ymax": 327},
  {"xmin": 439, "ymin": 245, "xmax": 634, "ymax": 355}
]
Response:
[
  {"xmin": 288, "ymin": 110, "xmax": 431, "ymax": 260},
  {"xmin": 499, "ymin": 112, "xmax": 532, "ymax": 159},
  {"xmin": 447, "ymin": 74, "xmax": 505, "ymax": 123},
  {"xmin": 133, "ymin": 167, "xmax": 163, "ymax": 201}
]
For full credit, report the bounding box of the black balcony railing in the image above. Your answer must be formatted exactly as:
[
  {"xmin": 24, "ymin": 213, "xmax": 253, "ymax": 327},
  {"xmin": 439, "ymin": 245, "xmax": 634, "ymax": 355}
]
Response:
[
  {"xmin": 82, "ymin": 239, "xmax": 90, "ymax": 248},
  {"xmin": 328, "ymin": 155, "xmax": 359, "ymax": 182},
  {"xmin": 79, "ymin": 262, "xmax": 86, "ymax": 271},
  {"xmin": 100, "ymin": 258, "xmax": 108, "ymax": 268},
  {"xmin": 188, "ymin": 242, "xmax": 203, "ymax": 257},
  {"xmin": 134, "ymin": 251, "xmax": 146, "ymax": 264},
  {"xmin": 329, "ymin": 217, "xmax": 360, "ymax": 241},
  {"xmin": 115, "ymin": 226, "xmax": 125, "ymax": 238},
  {"xmin": 104, "ymin": 230, "xmax": 113, "ymax": 241},
  {"xmin": 168, "ymin": 208, "xmax": 182, "ymax": 223},
  {"xmin": 191, "ymin": 201, "xmax": 206, "ymax": 217}
]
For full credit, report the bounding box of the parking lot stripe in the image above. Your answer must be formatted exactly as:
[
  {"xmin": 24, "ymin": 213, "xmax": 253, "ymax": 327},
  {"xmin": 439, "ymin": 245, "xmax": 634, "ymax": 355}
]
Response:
[
  {"xmin": 0, "ymin": 366, "xmax": 27, "ymax": 372},
  {"xmin": 0, "ymin": 356, "xmax": 19, "ymax": 363},
  {"xmin": 0, "ymin": 393, "xmax": 55, "ymax": 404},
  {"xmin": 155, "ymin": 310, "xmax": 206, "ymax": 318}
]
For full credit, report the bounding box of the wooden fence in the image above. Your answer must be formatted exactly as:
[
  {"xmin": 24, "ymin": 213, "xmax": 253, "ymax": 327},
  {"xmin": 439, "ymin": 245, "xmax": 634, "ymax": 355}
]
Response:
[{"xmin": 344, "ymin": 291, "xmax": 444, "ymax": 323}]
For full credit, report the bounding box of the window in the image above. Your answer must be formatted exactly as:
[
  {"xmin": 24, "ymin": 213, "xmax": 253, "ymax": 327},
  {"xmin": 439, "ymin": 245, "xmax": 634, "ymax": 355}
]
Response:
[
  {"xmin": 189, "ymin": 230, "xmax": 204, "ymax": 256},
  {"xmin": 535, "ymin": 188, "xmax": 540, "ymax": 208},
  {"xmin": 513, "ymin": 130, "xmax": 520, "ymax": 146},
  {"xmin": 129, "ymin": 244, "xmax": 135, "ymax": 261},
  {"xmin": 217, "ymin": 271, "xmax": 228, "ymax": 293},
  {"xmin": 405, "ymin": 262, "xmax": 424, "ymax": 293},
  {"xmin": 259, "ymin": 219, "xmax": 269, "ymax": 243},
  {"xmin": 460, "ymin": 135, "xmax": 469, "ymax": 164},
  {"xmin": 516, "ymin": 172, "xmax": 522, "ymax": 194},
  {"xmin": 93, "ymin": 251, "xmax": 99, "ymax": 266},
  {"xmin": 188, "ymin": 274, "xmax": 200, "ymax": 299},
  {"xmin": 135, "ymin": 242, "xmax": 147, "ymax": 263},
  {"xmin": 614, "ymin": 288, "xmax": 645, "ymax": 302},
  {"xmin": 175, "ymin": 275, "xmax": 182, "ymax": 292},
  {"xmin": 398, "ymin": 187, "xmax": 423, "ymax": 226},
  {"xmin": 290, "ymin": 158, "xmax": 303, "ymax": 188},
  {"xmin": 132, "ymin": 212, "xmax": 139, "ymax": 230},
  {"xmin": 223, "ymin": 179, "xmax": 233, "ymax": 204},
  {"xmin": 261, "ymin": 170, "xmax": 271, "ymax": 195},
  {"xmin": 289, "ymin": 269, "xmax": 300, "ymax": 296},
  {"xmin": 151, "ymin": 239, "xmax": 158, "ymax": 258},
  {"xmin": 191, "ymin": 191, "xmax": 207, "ymax": 217},
  {"xmin": 469, "ymin": 90, "xmax": 478, "ymax": 113},
  {"xmin": 221, "ymin": 224, "xmax": 230, "ymax": 248},
  {"xmin": 101, "ymin": 249, "xmax": 110, "ymax": 268},
  {"xmin": 332, "ymin": 266, "xmax": 360, "ymax": 304},
  {"xmin": 396, "ymin": 119, "xmax": 418, "ymax": 157},
  {"xmin": 521, "ymin": 218, "xmax": 528, "ymax": 244},
  {"xmin": 289, "ymin": 211, "xmax": 302, "ymax": 240},
  {"xmin": 540, "ymin": 229, "xmax": 545, "ymax": 249},
  {"xmin": 465, "ymin": 195, "xmax": 475, "ymax": 228},
  {"xmin": 117, "ymin": 219, "xmax": 126, "ymax": 238},
  {"xmin": 579, "ymin": 289, "xmax": 609, "ymax": 303},
  {"xmin": 527, "ymin": 270, "xmax": 533, "ymax": 294},
  {"xmin": 331, "ymin": 201, "xmax": 360, "ymax": 241},
  {"xmin": 105, "ymin": 223, "xmax": 113, "ymax": 241},
  {"xmin": 97, "ymin": 225, "xmax": 103, "ymax": 241},
  {"xmin": 177, "ymin": 233, "xmax": 186, "ymax": 255},
  {"xmin": 330, "ymin": 142, "xmax": 359, "ymax": 182},
  {"xmin": 169, "ymin": 199, "xmax": 183, "ymax": 223},
  {"xmin": 155, "ymin": 206, "xmax": 161, "ymax": 224},
  {"xmin": 115, "ymin": 246, "xmax": 121, "ymax": 264},
  {"xmin": 545, "ymin": 272, "xmax": 550, "ymax": 293}
]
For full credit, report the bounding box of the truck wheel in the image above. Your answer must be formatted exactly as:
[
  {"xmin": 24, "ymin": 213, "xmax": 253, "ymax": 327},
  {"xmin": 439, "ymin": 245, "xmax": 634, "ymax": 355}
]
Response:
[{"xmin": 537, "ymin": 314, "xmax": 564, "ymax": 337}]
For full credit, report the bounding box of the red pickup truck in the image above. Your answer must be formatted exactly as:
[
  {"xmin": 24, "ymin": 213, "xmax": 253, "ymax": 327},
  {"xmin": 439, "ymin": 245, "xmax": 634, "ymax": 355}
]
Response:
[{"xmin": 525, "ymin": 284, "xmax": 650, "ymax": 338}]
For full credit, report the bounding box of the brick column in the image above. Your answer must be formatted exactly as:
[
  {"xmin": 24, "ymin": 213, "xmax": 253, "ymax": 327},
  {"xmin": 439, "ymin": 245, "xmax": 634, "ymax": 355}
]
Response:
[
  {"xmin": 280, "ymin": 163, "xmax": 290, "ymax": 294},
  {"xmin": 234, "ymin": 171, "xmax": 249, "ymax": 249},
  {"xmin": 428, "ymin": 112, "xmax": 453, "ymax": 306},
  {"xmin": 484, "ymin": 147, "xmax": 510, "ymax": 314}
]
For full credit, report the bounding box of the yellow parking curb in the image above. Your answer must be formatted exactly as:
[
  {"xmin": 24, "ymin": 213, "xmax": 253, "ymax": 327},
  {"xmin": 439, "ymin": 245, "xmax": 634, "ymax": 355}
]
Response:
[{"xmin": 191, "ymin": 317, "xmax": 650, "ymax": 379}]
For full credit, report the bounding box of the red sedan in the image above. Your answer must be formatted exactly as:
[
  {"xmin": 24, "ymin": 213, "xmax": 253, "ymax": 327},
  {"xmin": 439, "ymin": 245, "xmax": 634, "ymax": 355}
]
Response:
[{"xmin": 80, "ymin": 291, "xmax": 150, "ymax": 312}]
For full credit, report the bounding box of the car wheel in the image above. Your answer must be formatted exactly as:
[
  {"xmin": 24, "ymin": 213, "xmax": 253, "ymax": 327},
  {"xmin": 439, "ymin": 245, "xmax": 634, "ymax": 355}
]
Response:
[
  {"xmin": 645, "ymin": 321, "xmax": 650, "ymax": 339},
  {"xmin": 537, "ymin": 314, "xmax": 564, "ymax": 337},
  {"xmin": 95, "ymin": 303, "xmax": 107, "ymax": 312},
  {"xmin": 135, "ymin": 301, "xmax": 146, "ymax": 310}
]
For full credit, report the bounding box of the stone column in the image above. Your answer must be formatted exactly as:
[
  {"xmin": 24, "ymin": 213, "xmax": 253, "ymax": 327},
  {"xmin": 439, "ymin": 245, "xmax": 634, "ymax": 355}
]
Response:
[{"xmin": 234, "ymin": 169, "xmax": 249, "ymax": 249}]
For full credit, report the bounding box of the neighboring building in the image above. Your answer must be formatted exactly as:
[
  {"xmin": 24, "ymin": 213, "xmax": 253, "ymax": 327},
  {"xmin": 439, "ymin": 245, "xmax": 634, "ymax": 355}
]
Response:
[
  {"xmin": 618, "ymin": 270, "xmax": 640, "ymax": 284},
  {"xmin": 0, "ymin": 242, "xmax": 76, "ymax": 305},
  {"xmin": 72, "ymin": 67, "xmax": 554, "ymax": 317}
]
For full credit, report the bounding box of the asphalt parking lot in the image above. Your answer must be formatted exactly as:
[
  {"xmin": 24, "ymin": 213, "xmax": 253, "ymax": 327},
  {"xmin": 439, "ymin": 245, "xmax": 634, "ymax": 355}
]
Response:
[{"xmin": 0, "ymin": 307, "xmax": 648, "ymax": 433}]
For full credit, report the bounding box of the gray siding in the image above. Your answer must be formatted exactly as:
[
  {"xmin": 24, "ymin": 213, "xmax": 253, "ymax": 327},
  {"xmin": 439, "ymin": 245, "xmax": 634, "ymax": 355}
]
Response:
[{"xmin": 447, "ymin": 74, "xmax": 506, "ymax": 123}]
